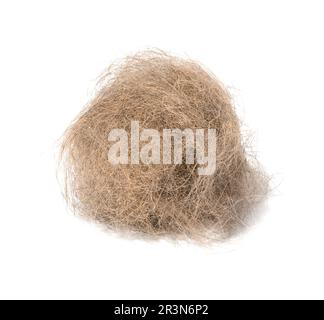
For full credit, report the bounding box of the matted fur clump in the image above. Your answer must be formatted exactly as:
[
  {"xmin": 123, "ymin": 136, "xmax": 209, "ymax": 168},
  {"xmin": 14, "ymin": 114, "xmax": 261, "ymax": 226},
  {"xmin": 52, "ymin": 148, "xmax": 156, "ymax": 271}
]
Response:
[{"xmin": 59, "ymin": 50, "xmax": 267, "ymax": 241}]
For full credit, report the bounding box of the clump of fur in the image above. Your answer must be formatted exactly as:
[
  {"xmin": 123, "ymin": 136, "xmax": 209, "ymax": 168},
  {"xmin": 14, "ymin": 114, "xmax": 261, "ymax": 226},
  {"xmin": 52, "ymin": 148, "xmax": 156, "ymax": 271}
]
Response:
[{"xmin": 59, "ymin": 50, "xmax": 268, "ymax": 241}]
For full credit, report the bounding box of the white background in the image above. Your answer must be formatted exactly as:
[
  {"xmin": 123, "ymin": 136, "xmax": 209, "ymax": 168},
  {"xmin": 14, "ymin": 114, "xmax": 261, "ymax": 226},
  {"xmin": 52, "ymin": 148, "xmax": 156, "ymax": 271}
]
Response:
[{"xmin": 0, "ymin": 0, "xmax": 323, "ymax": 300}]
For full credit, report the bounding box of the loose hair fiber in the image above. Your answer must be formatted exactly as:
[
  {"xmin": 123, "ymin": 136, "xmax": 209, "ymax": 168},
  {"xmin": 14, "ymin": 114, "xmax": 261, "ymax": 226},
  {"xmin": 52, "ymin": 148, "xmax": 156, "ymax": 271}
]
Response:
[{"xmin": 59, "ymin": 50, "xmax": 268, "ymax": 242}]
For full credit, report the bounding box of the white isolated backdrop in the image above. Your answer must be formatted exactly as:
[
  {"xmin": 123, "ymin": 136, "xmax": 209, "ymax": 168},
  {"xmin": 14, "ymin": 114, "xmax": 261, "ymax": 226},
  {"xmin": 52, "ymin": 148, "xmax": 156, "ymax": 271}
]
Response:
[{"xmin": 0, "ymin": 0, "xmax": 323, "ymax": 300}]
